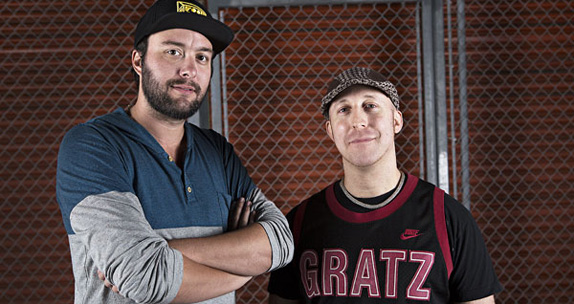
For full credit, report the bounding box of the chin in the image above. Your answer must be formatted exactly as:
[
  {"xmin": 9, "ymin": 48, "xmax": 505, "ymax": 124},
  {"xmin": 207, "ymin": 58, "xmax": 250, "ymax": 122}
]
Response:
[{"xmin": 344, "ymin": 155, "xmax": 382, "ymax": 168}]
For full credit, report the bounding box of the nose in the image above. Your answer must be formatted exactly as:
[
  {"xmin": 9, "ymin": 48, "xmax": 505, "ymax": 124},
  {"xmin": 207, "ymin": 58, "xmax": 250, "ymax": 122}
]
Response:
[
  {"xmin": 351, "ymin": 110, "xmax": 367, "ymax": 129},
  {"xmin": 179, "ymin": 57, "xmax": 197, "ymax": 79}
]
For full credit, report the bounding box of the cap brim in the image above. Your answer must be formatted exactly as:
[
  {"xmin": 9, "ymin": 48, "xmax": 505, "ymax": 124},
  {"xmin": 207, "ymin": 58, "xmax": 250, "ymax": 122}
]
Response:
[
  {"xmin": 321, "ymin": 79, "xmax": 399, "ymax": 115},
  {"xmin": 321, "ymin": 79, "xmax": 370, "ymax": 112}
]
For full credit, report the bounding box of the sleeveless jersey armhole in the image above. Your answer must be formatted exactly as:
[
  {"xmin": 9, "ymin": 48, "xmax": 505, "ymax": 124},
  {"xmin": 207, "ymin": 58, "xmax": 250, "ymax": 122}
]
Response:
[
  {"xmin": 292, "ymin": 199, "xmax": 309, "ymax": 246},
  {"xmin": 433, "ymin": 187, "xmax": 454, "ymax": 278}
]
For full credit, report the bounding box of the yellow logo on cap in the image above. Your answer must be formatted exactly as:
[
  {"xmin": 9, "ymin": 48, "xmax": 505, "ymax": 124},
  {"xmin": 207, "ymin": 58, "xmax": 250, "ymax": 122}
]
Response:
[{"xmin": 177, "ymin": 1, "xmax": 207, "ymax": 16}]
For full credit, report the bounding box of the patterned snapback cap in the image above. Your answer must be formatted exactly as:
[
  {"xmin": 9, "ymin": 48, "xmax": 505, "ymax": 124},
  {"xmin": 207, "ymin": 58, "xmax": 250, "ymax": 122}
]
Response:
[{"xmin": 321, "ymin": 67, "xmax": 400, "ymax": 117}]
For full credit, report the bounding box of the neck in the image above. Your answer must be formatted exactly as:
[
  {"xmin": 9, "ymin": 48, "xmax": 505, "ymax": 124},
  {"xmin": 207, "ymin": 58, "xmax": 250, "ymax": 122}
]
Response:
[
  {"xmin": 128, "ymin": 98, "xmax": 186, "ymax": 163},
  {"xmin": 342, "ymin": 160, "xmax": 402, "ymax": 198}
]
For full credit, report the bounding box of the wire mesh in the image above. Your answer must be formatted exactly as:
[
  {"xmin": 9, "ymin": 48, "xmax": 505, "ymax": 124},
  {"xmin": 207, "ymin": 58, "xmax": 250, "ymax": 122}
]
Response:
[
  {"xmin": 455, "ymin": 1, "xmax": 574, "ymax": 302},
  {"xmin": 220, "ymin": 2, "xmax": 422, "ymax": 302},
  {"xmin": 1, "ymin": 1, "xmax": 140, "ymax": 303}
]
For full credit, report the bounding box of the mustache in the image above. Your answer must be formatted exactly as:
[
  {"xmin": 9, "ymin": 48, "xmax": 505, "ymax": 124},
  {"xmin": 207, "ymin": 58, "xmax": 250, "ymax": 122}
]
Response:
[{"xmin": 167, "ymin": 79, "xmax": 201, "ymax": 92}]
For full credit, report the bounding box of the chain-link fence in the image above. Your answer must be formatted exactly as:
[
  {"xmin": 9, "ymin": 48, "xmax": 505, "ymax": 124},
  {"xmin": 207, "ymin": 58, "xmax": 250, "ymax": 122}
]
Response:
[
  {"xmin": 458, "ymin": 1, "xmax": 574, "ymax": 302},
  {"xmin": 1, "ymin": 0, "xmax": 573, "ymax": 303},
  {"xmin": 222, "ymin": 1, "xmax": 422, "ymax": 214},
  {"xmin": 219, "ymin": 3, "xmax": 422, "ymax": 302},
  {"xmin": 1, "ymin": 1, "xmax": 140, "ymax": 303}
]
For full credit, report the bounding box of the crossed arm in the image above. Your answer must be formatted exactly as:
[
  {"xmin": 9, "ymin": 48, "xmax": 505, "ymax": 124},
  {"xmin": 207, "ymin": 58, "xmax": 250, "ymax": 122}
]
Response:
[
  {"xmin": 169, "ymin": 198, "xmax": 270, "ymax": 276},
  {"xmin": 98, "ymin": 197, "xmax": 285, "ymax": 303},
  {"xmin": 169, "ymin": 198, "xmax": 268, "ymax": 302}
]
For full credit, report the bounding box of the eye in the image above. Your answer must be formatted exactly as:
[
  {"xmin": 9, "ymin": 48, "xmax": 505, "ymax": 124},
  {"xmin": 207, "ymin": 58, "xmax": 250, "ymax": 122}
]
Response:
[
  {"xmin": 197, "ymin": 54, "xmax": 211, "ymax": 64},
  {"xmin": 364, "ymin": 103, "xmax": 378, "ymax": 111},
  {"xmin": 337, "ymin": 107, "xmax": 348, "ymax": 114},
  {"xmin": 167, "ymin": 49, "xmax": 182, "ymax": 56}
]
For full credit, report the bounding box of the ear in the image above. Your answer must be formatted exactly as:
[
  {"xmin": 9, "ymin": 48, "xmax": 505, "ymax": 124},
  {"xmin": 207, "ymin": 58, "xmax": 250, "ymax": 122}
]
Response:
[
  {"xmin": 132, "ymin": 49, "xmax": 143, "ymax": 77},
  {"xmin": 325, "ymin": 120, "xmax": 335, "ymax": 141},
  {"xmin": 393, "ymin": 110, "xmax": 404, "ymax": 134}
]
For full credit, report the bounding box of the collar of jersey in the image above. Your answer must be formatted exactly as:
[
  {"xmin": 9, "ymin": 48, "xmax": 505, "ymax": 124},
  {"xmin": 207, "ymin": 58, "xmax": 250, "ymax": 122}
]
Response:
[{"xmin": 326, "ymin": 173, "xmax": 418, "ymax": 223}]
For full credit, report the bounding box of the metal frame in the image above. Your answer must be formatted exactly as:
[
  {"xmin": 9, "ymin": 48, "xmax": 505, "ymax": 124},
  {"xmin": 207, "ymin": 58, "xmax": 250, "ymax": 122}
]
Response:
[
  {"xmin": 421, "ymin": 0, "xmax": 449, "ymax": 191},
  {"xmin": 456, "ymin": 0, "xmax": 470, "ymax": 209},
  {"xmin": 210, "ymin": 0, "xmax": 407, "ymax": 7},
  {"xmin": 204, "ymin": 0, "xmax": 467, "ymax": 201}
]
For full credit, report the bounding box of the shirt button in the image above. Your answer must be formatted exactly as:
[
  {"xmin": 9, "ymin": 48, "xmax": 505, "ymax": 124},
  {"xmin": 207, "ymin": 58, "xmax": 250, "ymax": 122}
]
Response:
[
  {"xmin": 187, "ymin": 187, "xmax": 192, "ymax": 193},
  {"xmin": 168, "ymin": 155, "xmax": 174, "ymax": 162}
]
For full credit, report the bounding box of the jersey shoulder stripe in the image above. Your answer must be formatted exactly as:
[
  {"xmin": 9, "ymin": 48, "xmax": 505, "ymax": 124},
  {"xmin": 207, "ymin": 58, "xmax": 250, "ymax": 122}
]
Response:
[
  {"xmin": 293, "ymin": 198, "xmax": 310, "ymax": 246},
  {"xmin": 433, "ymin": 187, "xmax": 453, "ymax": 278}
]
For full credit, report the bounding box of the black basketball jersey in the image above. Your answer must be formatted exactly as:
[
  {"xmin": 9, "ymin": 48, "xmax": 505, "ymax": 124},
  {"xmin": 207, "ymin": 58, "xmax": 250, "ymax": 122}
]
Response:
[{"xmin": 275, "ymin": 174, "xmax": 453, "ymax": 303}]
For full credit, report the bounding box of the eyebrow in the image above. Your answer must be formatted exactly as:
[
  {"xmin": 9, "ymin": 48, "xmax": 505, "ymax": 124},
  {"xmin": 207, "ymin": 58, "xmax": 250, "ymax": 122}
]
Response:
[
  {"xmin": 334, "ymin": 94, "xmax": 379, "ymax": 104},
  {"xmin": 161, "ymin": 40, "xmax": 213, "ymax": 54}
]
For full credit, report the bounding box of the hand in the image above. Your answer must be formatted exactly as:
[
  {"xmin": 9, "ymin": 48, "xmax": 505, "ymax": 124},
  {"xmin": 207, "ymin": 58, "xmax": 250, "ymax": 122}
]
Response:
[
  {"xmin": 97, "ymin": 270, "xmax": 119, "ymax": 294},
  {"xmin": 227, "ymin": 197, "xmax": 256, "ymax": 231}
]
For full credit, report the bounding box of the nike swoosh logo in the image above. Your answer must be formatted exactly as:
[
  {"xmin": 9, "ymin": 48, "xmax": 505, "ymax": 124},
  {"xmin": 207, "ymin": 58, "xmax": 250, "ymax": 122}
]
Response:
[{"xmin": 400, "ymin": 233, "xmax": 423, "ymax": 240}]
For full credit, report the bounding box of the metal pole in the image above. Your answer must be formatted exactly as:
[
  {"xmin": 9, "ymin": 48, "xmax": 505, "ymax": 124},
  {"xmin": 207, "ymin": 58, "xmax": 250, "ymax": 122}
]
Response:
[
  {"xmin": 457, "ymin": 0, "xmax": 471, "ymax": 210},
  {"xmin": 422, "ymin": 0, "xmax": 449, "ymax": 190},
  {"xmin": 447, "ymin": 0, "xmax": 458, "ymax": 198}
]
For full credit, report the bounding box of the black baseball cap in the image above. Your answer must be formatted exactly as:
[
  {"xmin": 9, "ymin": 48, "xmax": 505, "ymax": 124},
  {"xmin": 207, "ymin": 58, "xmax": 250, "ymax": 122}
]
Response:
[{"xmin": 133, "ymin": 0, "xmax": 234, "ymax": 55}]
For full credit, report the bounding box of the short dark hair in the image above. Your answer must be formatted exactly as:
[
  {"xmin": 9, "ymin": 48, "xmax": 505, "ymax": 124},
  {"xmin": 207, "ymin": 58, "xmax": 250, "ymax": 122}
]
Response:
[
  {"xmin": 131, "ymin": 37, "xmax": 149, "ymax": 90},
  {"xmin": 322, "ymin": 102, "xmax": 332, "ymax": 120}
]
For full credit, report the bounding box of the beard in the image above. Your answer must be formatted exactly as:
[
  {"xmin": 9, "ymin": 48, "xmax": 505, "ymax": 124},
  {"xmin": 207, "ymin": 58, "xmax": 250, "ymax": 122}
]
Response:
[{"xmin": 141, "ymin": 65, "xmax": 206, "ymax": 120}]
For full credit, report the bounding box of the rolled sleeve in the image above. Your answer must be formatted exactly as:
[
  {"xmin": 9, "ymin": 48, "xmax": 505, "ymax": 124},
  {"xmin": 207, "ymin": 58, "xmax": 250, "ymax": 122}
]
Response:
[
  {"xmin": 248, "ymin": 188, "xmax": 294, "ymax": 271},
  {"xmin": 70, "ymin": 191, "xmax": 183, "ymax": 304}
]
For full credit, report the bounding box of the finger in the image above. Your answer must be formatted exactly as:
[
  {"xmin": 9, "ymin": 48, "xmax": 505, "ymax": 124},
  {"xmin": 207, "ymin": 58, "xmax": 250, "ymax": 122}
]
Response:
[
  {"xmin": 105, "ymin": 280, "xmax": 119, "ymax": 294},
  {"xmin": 98, "ymin": 270, "xmax": 119, "ymax": 293},
  {"xmin": 249, "ymin": 210, "xmax": 257, "ymax": 224},
  {"xmin": 238, "ymin": 200, "xmax": 252, "ymax": 227},
  {"xmin": 228, "ymin": 198, "xmax": 245, "ymax": 230},
  {"xmin": 97, "ymin": 270, "xmax": 105, "ymax": 281}
]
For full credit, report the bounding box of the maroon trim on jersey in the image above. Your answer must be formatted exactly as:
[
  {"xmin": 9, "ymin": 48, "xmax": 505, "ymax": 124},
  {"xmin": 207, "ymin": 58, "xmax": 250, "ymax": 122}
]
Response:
[
  {"xmin": 433, "ymin": 187, "xmax": 453, "ymax": 278},
  {"xmin": 325, "ymin": 174, "xmax": 419, "ymax": 223},
  {"xmin": 293, "ymin": 199, "xmax": 309, "ymax": 246}
]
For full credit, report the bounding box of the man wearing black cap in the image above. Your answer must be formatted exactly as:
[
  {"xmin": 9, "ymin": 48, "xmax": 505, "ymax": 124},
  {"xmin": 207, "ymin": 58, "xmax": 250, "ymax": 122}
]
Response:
[
  {"xmin": 56, "ymin": 1, "xmax": 293, "ymax": 303},
  {"xmin": 267, "ymin": 67, "xmax": 501, "ymax": 303}
]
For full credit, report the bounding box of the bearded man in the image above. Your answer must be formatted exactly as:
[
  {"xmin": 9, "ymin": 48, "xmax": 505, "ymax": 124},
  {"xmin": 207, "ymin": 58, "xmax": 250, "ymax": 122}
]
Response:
[{"xmin": 56, "ymin": 1, "xmax": 293, "ymax": 303}]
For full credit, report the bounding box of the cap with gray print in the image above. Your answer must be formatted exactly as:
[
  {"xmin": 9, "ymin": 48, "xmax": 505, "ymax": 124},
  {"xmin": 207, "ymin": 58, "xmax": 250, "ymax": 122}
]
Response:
[{"xmin": 321, "ymin": 67, "xmax": 400, "ymax": 117}]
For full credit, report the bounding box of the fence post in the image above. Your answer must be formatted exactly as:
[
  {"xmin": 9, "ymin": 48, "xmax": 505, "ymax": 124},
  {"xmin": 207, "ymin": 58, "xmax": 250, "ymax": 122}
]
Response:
[{"xmin": 422, "ymin": 0, "xmax": 449, "ymax": 191}]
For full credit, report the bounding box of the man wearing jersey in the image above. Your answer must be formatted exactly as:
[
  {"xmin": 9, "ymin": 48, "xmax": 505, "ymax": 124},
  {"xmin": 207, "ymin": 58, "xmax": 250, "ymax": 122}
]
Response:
[{"xmin": 268, "ymin": 67, "xmax": 502, "ymax": 303}]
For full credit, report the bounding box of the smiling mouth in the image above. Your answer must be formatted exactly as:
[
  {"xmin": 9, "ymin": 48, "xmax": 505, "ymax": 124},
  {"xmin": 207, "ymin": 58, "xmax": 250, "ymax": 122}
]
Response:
[{"xmin": 349, "ymin": 138, "xmax": 375, "ymax": 144}]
